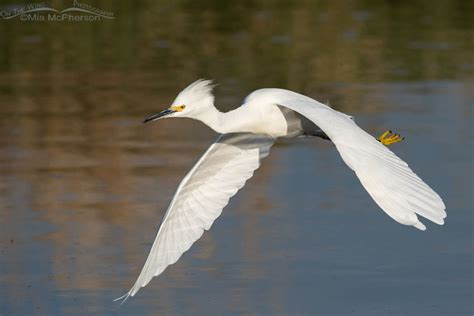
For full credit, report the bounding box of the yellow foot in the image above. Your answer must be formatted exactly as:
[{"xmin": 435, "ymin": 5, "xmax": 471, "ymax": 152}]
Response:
[{"xmin": 377, "ymin": 130, "xmax": 405, "ymax": 146}]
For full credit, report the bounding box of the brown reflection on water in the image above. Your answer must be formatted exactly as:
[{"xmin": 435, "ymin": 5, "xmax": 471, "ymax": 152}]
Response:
[{"xmin": 0, "ymin": 0, "xmax": 472, "ymax": 314}]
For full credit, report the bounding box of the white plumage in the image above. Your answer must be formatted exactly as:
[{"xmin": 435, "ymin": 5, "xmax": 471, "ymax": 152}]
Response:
[{"xmin": 116, "ymin": 79, "xmax": 446, "ymax": 302}]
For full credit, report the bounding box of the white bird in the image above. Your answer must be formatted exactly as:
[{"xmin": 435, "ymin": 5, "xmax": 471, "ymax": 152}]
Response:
[{"xmin": 115, "ymin": 79, "xmax": 446, "ymax": 303}]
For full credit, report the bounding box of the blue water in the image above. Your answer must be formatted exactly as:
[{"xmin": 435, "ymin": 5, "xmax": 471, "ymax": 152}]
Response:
[{"xmin": 0, "ymin": 1, "xmax": 472, "ymax": 315}]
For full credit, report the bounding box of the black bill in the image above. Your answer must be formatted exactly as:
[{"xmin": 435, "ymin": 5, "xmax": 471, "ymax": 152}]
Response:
[{"xmin": 143, "ymin": 109, "xmax": 176, "ymax": 123}]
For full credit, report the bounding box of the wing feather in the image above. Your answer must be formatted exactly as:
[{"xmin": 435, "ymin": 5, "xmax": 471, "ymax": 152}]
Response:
[
  {"xmin": 270, "ymin": 90, "xmax": 446, "ymax": 231},
  {"xmin": 116, "ymin": 133, "xmax": 275, "ymax": 301}
]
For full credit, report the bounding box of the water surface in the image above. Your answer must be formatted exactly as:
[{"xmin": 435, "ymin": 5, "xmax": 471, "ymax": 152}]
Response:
[{"xmin": 0, "ymin": 1, "xmax": 472, "ymax": 315}]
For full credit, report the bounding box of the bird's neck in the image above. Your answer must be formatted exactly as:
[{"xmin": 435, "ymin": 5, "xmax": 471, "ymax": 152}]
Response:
[{"xmin": 196, "ymin": 105, "xmax": 254, "ymax": 134}]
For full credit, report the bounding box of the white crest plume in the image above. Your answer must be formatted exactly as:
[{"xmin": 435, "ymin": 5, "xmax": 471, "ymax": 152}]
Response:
[{"xmin": 173, "ymin": 79, "xmax": 216, "ymax": 107}]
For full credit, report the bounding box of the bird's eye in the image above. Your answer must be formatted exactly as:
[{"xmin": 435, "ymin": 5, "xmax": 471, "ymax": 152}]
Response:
[{"xmin": 171, "ymin": 104, "xmax": 186, "ymax": 112}]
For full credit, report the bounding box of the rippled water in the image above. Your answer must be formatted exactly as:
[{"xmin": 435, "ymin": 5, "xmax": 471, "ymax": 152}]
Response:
[{"xmin": 0, "ymin": 1, "xmax": 472, "ymax": 315}]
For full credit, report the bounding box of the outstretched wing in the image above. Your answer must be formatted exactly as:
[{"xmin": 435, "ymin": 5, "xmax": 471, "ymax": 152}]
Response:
[
  {"xmin": 269, "ymin": 89, "xmax": 446, "ymax": 231},
  {"xmin": 116, "ymin": 133, "xmax": 275, "ymax": 301}
]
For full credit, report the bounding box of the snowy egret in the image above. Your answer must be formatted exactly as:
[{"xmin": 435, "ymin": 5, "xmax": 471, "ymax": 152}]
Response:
[{"xmin": 115, "ymin": 79, "xmax": 446, "ymax": 303}]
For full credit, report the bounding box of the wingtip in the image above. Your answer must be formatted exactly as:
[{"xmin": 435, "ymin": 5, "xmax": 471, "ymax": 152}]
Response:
[
  {"xmin": 113, "ymin": 292, "xmax": 132, "ymax": 306},
  {"xmin": 414, "ymin": 221, "xmax": 426, "ymax": 231}
]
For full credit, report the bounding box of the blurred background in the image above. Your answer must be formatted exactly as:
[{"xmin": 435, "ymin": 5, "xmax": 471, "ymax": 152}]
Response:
[{"xmin": 0, "ymin": 0, "xmax": 472, "ymax": 315}]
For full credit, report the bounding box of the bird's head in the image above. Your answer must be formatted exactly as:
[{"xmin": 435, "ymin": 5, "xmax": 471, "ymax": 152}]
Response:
[{"xmin": 143, "ymin": 79, "xmax": 216, "ymax": 123}]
